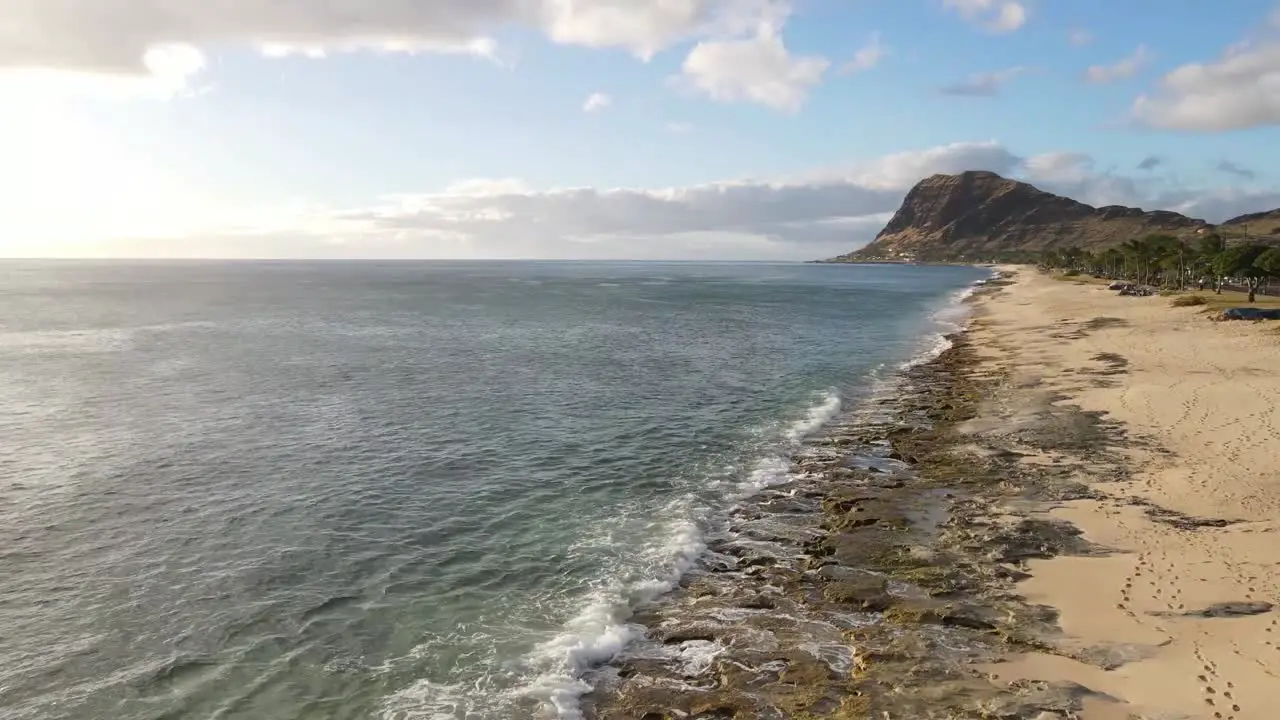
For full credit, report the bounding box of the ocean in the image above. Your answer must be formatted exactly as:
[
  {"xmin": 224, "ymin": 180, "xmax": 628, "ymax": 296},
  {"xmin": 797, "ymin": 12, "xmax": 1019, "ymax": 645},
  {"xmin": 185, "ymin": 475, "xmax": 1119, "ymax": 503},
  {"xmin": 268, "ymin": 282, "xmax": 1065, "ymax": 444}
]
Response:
[{"xmin": 0, "ymin": 260, "xmax": 986, "ymax": 719}]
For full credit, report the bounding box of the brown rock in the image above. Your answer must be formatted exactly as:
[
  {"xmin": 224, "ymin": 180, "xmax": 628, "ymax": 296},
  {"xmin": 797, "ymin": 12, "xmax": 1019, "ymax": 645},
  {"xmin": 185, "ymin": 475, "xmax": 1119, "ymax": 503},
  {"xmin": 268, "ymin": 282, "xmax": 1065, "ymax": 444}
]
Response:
[{"xmin": 822, "ymin": 572, "xmax": 893, "ymax": 611}]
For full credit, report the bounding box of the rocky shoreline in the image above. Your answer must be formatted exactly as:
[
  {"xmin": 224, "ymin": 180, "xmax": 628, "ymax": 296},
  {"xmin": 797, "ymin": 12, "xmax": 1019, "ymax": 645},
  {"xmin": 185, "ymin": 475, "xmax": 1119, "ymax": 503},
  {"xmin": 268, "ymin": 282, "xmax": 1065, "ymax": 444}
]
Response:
[{"xmin": 579, "ymin": 275, "xmax": 1156, "ymax": 719}]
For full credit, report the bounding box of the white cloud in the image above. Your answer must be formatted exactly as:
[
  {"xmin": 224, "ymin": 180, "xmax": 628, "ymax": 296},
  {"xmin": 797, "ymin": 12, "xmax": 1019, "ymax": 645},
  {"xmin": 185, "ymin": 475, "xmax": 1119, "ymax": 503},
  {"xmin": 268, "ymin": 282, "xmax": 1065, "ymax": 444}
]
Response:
[
  {"xmin": 1069, "ymin": 28, "xmax": 1093, "ymax": 47},
  {"xmin": 841, "ymin": 32, "xmax": 885, "ymax": 74},
  {"xmin": 0, "ymin": 0, "xmax": 785, "ymax": 94},
  {"xmin": 943, "ymin": 0, "xmax": 1027, "ymax": 33},
  {"xmin": 939, "ymin": 66, "xmax": 1028, "ymax": 96},
  {"xmin": 1021, "ymin": 151, "xmax": 1098, "ymax": 184},
  {"xmin": 817, "ymin": 141, "xmax": 1023, "ymax": 189},
  {"xmin": 1084, "ymin": 45, "xmax": 1152, "ymax": 83},
  {"xmin": 665, "ymin": 121, "xmax": 695, "ymax": 134},
  {"xmin": 678, "ymin": 25, "xmax": 829, "ymax": 112},
  {"xmin": 1132, "ymin": 40, "xmax": 1280, "ymax": 131},
  {"xmin": 258, "ymin": 36, "xmax": 501, "ymax": 62},
  {"xmin": 58, "ymin": 140, "xmax": 1275, "ymax": 260},
  {"xmin": 0, "ymin": 42, "xmax": 210, "ymax": 100},
  {"xmin": 536, "ymin": 0, "xmax": 790, "ymax": 60},
  {"xmin": 582, "ymin": 92, "xmax": 612, "ymax": 112},
  {"xmin": 1014, "ymin": 151, "xmax": 1280, "ymax": 220}
]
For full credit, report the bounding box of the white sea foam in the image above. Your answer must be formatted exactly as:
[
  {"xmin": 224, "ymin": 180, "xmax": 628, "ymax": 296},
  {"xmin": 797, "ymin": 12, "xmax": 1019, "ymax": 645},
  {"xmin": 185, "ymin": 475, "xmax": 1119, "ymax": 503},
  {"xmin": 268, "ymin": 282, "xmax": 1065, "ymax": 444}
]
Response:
[
  {"xmin": 785, "ymin": 390, "xmax": 842, "ymax": 442},
  {"xmin": 381, "ymin": 679, "xmax": 474, "ymax": 720},
  {"xmin": 675, "ymin": 639, "xmax": 724, "ymax": 676},
  {"xmin": 513, "ymin": 388, "xmax": 843, "ymax": 718},
  {"xmin": 518, "ymin": 515, "xmax": 707, "ymax": 719},
  {"xmin": 801, "ymin": 642, "xmax": 856, "ymax": 676},
  {"xmin": 897, "ymin": 274, "xmax": 994, "ymax": 370},
  {"xmin": 387, "ymin": 275, "xmax": 990, "ymax": 720}
]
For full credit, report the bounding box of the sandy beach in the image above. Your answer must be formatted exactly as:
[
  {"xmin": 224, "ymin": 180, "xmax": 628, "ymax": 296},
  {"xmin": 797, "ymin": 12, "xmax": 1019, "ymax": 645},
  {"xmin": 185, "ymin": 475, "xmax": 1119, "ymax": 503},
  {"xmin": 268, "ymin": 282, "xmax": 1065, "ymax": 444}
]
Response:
[{"xmin": 971, "ymin": 270, "xmax": 1280, "ymax": 720}]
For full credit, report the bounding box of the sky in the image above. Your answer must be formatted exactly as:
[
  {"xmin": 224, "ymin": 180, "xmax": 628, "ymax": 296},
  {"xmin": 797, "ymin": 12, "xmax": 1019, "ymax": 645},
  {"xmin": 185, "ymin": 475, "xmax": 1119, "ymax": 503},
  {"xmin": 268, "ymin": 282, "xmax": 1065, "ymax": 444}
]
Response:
[{"xmin": 2, "ymin": 0, "xmax": 1280, "ymax": 260}]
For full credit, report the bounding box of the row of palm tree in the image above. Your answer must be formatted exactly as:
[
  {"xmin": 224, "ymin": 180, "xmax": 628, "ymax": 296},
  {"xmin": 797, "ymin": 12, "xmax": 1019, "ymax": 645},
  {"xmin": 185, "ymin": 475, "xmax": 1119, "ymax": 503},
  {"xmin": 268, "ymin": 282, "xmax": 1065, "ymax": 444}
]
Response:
[{"xmin": 1038, "ymin": 233, "xmax": 1280, "ymax": 302}]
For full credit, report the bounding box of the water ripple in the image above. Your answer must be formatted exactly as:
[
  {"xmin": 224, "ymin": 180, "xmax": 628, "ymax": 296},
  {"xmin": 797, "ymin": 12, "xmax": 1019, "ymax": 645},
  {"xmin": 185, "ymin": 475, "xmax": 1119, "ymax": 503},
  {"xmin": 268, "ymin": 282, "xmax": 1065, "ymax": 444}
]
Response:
[{"xmin": 0, "ymin": 260, "xmax": 986, "ymax": 719}]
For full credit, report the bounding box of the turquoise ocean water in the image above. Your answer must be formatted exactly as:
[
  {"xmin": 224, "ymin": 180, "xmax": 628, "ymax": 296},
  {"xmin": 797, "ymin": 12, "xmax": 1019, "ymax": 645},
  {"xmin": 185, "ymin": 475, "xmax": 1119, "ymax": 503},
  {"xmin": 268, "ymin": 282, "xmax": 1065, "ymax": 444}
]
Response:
[{"xmin": 0, "ymin": 261, "xmax": 985, "ymax": 719}]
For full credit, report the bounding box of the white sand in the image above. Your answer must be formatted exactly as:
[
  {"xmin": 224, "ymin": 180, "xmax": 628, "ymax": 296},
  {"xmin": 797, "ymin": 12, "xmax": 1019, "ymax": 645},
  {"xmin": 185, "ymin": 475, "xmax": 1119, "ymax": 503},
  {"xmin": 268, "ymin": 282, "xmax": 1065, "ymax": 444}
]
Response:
[{"xmin": 971, "ymin": 270, "xmax": 1280, "ymax": 720}]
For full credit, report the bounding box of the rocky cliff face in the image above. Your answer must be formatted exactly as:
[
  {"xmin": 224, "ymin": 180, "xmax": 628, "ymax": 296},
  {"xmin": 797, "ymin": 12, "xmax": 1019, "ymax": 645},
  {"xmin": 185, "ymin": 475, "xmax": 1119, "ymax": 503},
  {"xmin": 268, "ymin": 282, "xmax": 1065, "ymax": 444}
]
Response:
[{"xmin": 831, "ymin": 171, "xmax": 1213, "ymax": 262}]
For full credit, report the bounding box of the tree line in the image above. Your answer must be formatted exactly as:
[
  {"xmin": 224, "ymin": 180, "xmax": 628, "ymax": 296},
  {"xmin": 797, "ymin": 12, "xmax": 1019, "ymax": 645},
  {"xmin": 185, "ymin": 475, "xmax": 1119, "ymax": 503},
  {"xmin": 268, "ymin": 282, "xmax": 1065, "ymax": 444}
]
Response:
[{"xmin": 1036, "ymin": 234, "xmax": 1280, "ymax": 303}]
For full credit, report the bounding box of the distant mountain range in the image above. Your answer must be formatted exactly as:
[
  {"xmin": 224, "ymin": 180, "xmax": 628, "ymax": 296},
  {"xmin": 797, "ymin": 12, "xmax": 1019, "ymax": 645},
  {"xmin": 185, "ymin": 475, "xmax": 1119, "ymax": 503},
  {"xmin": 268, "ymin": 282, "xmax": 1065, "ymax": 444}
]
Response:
[{"xmin": 828, "ymin": 170, "xmax": 1280, "ymax": 263}]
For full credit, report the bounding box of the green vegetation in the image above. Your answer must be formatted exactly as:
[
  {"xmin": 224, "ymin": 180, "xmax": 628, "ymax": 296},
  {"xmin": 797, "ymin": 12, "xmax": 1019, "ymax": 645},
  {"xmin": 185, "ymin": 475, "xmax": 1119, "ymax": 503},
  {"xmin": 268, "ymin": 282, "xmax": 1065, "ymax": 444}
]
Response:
[
  {"xmin": 1196, "ymin": 290, "xmax": 1280, "ymax": 314},
  {"xmin": 1213, "ymin": 245, "xmax": 1273, "ymax": 302},
  {"xmin": 1036, "ymin": 232, "xmax": 1280, "ymax": 303}
]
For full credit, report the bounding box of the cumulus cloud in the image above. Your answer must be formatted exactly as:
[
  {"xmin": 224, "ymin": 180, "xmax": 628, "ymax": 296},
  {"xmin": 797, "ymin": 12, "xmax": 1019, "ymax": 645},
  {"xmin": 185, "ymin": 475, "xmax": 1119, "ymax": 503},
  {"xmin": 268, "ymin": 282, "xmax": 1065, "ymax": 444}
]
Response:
[
  {"xmin": 1132, "ymin": 24, "xmax": 1280, "ymax": 131},
  {"xmin": 582, "ymin": 92, "xmax": 611, "ymax": 112},
  {"xmin": 841, "ymin": 32, "xmax": 885, "ymax": 74},
  {"xmin": 817, "ymin": 141, "xmax": 1022, "ymax": 189},
  {"xmin": 1046, "ymin": 156, "xmax": 1275, "ymax": 220},
  {"xmin": 0, "ymin": 42, "xmax": 211, "ymax": 100},
  {"xmin": 942, "ymin": 0, "xmax": 1027, "ymax": 33},
  {"xmin": 1021, "ymin": 152, "xmax": 1099, "ymax": 185},
  {"xmin": 1217, "ymin": 160, "xmax": 1258, "ymax": 180},
  {"xmin": 1084, "ymin": 45, "xmax": 1152, "ymax": 83},
  {"xmin": 939, "ymin": 66, "xmax": 1028, "ymax": 96},
  {"xmin": 1137, "ymin": 155, "xmax": 1163, "ymax": 171},
  {"xmin": 1011, "ymin": 151, "xmax": 1280, "ymax": 220},
  {"xmin": 0, "ymin": 0, "xmax": 785, "ymax": 91},
  {"xmin": 119, "ymin": 140, "xmax": 1277, "ymax": 260},
  {"xmin": 678, "ymin": 25, "xmax": 829, "ymax": 112}
]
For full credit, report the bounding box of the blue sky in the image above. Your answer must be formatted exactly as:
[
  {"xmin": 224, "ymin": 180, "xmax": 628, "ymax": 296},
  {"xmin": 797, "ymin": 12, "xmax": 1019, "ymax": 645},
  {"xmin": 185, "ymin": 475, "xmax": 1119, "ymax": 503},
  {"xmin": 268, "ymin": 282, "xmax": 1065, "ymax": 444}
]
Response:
[{"xmin": 2, "ymin": 0, "xmax": 1279, "ymax": 259}]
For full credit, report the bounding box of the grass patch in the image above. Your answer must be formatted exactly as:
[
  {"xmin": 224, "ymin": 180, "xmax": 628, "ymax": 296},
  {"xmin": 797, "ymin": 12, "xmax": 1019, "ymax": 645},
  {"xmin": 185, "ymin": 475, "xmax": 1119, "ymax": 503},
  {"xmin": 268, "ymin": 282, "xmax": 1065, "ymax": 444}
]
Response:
[
  {"xmin": 1171, "ymin": 295, "xmax": 1207, "ymax": 307},
  {"xmin": 1195, "ymin": 290, "xmax": 1280, "ymax": 313},
  {"xmin": 1051, "ymin": 272, "xmax": 1094, "ymax": 285}
]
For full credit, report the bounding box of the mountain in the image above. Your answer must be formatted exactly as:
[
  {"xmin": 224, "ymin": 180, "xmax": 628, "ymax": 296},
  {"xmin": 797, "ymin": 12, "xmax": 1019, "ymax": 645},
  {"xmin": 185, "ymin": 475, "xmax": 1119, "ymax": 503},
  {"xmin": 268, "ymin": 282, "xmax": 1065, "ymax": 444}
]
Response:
[
  {"xmin": 828, "ymin": 170, "xmax": 1218, "ymax": 263},
  {"xmin": 1218, "ymin": 209, "xmax": 1280, "ymax": 236}
]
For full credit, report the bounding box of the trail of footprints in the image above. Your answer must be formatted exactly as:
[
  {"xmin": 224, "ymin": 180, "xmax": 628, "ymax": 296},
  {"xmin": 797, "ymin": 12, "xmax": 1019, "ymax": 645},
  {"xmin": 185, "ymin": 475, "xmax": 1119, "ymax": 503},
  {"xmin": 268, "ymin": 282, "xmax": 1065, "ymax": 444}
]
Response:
[
  {"xmin": 1228, "ymin": 377, "xmax": 1279, "ymax": 469},
  {"xmin": 1235, "ymin": 617, "xmax": 1280, "ymax": 683},
  {"xmin": 1039, "ymin": 316, "xmax": 1280, "ymax": 719},
  {"xmin": 1195, "ymin": 643, "xmax": 1242, "ymax": 719},
  {"xmin": 1117, "ymin": 547, "xmax": 1254, "ymax": 718},
  {"xmin": 1117, "ymin": 548, "xmax": 1181, "ymax": 630},
  {"xmin": 1218, "ymin": 555, "xmax": 1280, "ymax": 683}
]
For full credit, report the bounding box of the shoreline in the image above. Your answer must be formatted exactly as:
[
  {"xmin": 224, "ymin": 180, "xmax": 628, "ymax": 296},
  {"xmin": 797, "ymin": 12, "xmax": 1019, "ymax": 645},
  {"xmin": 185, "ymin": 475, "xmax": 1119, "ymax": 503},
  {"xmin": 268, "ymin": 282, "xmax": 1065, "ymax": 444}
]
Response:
[
  {"xmin": 585, "ymin": 268, "xmax": 1280, "ymax": 719},
  {"xmin": 585, "ymin": 273, "xmax": 1105, "ymax": 718},
  {"xmin": 573, "ymin": 280, "xmax": 998, "ymax": 719}
]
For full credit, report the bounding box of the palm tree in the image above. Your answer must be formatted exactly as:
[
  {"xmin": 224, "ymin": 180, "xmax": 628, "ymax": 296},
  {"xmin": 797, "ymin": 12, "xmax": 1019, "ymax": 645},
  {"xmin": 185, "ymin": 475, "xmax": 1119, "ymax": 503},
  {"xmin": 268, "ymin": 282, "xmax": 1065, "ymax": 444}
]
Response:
[
  {"xmin": 1098, "ymin": 247, "xmax": 1124, "ymax": 278},
  {"xmin": 1196, "ymin": 233, "xmax": 1227, "ymax": 292},
  {"xmin": 1140, "ymin": 234, "xmax": 1179, "ymax": 287},
  {"xmin": 1121, "ymin": 238, "xmax": 1155, "ymax": 285},
  {"xmin": 1060, "ymin": 246, "xmax": 1083, "ymax": 272},
  {"xmin": 1214, "ymin": 244, "xmax": 1270, "ymax": 302}
]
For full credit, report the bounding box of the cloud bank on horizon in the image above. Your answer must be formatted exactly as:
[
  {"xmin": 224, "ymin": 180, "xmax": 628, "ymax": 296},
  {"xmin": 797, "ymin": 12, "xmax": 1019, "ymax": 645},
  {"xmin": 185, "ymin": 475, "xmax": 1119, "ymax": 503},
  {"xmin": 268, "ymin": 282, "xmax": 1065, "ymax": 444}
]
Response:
[{"xmin": 2, "ymin": 0, "xmax": 1279, "ymax": 259}]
